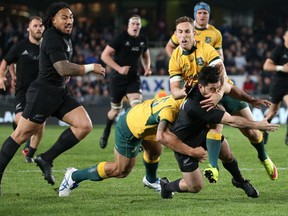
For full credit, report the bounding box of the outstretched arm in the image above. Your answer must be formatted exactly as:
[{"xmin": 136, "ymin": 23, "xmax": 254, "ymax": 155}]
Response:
[
  {"xmin": 227, "ymin": 85, "xmax": 271, "ymax": 108},
  {"xmin": 220, "ymin": 112, "xmax": 279, "ymax": 132}
]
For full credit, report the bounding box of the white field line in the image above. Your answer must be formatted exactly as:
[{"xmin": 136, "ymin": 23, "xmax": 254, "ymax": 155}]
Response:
[{"xmin": 5, "ymin": 167, "xmax": 288, "ymax": 173}]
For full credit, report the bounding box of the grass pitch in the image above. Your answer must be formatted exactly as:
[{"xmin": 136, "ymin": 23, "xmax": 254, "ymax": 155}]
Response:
[{"xmin": 0, "ymin": 124, "xmax": 288, "ymax": 216}]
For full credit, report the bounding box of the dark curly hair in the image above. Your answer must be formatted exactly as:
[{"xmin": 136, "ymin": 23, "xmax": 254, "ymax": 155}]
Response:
[
  {"xmin": 198, "ymin": 65, "xmax": 221, "ymax": 86},
  {"xmin": 43, "ymin": 2, "xmax": 71, "ymax": 29}
]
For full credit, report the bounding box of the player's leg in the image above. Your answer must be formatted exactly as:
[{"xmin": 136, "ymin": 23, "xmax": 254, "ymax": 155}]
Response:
[
  {"xmin": 205, "ymin": 124, "xmax": 222, "ymax": 169},
  {"xmin": 25, "ymin": 122, "xmax": 45, "ymax": 163},
  {"xmin": 59, "ymin": 115, "xmax": 140, "ymax": 197},
  {"xmin": 160, "ymin": 168, "xmax": 203, "ymax": 199},
  {"xmin": 100, "ymin": 78, "xmax": 126, "ymax": 149},
  {"xmin": 35, "ymin": 104, "xmax": 92, "ymax": 185},
  {"xmin": 219, "ymin": 138, "xmax": 259, "ymax": 198},
  {"xmin": 283, "ymin": 95, "xmax": 288, "ymax": 144},
  {"xmin": 0, "ymin": 117, "xmax": 39, "ymax": 195},
  {"xmin": 13, "ymin": 112, "xmax": 31, "ymax": 156},
  {"xmin": 160, "ymin": 151, "xmax": 203, "ymax": 199},
  {"xmin": 100, "ymin": 103, "xmax": 122, "ymax": 149},
  {"xmin": 141, "ymin": 140, "xmax": 162, "ymax": 192},
  {"xmin": 236, "ymin": 107, "xmax": 278, "ymax": 180},
  {"xmin": 263, "ymin": 102, "xmax": 281, "ymax": 144},
  {"xmin": 59, "ymin": 148, "xmax": 138, "ymax": 197}
]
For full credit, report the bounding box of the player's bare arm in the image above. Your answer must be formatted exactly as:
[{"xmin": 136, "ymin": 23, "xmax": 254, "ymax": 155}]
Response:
[
  {"xmin": 101, "ymin": 45, "xmax": 130, "ymax": 75},
  {"xmin": 263, "ymin": 58, "xmax": 288, "ymax": 73},
  {"xmin": 141, "ymin": 49, "xmax": 152, "ymax": 77},
  {"xmin": 53, "ymin": 60, "xmax": 105, "ymax": 77},
  {"xmin": 165, "ymin": 39, "xmax": 176, "ymax": 57},
  {"xmin": 227, "ymin": 85, "xmax": 271, "ymax": 108},
  {"xmin": 170, "ymin": 80, "xmax": 188, "ymax": 100},
  {"xmin": 220, "ymin": 112, "xmax": 279, "ymax": 132}
]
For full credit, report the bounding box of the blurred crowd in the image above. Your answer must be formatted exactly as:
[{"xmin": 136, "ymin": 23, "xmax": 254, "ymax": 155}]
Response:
[{"xmin": 0, "ymin": 15, "xmax": 288, "ymax": 104}]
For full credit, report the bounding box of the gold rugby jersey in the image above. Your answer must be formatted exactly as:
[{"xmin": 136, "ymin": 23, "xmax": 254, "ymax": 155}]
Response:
[
  {"xmin": 126, "ymin": 95, "xmax": 183, "ymax": 140},
  {"xmin": 169, "ymin": 40, "xmax": 220, "ymax": 86}
]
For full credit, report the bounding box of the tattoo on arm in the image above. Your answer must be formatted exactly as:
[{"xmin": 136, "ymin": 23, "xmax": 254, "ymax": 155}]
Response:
[{"xmin": 53, "ymin": 60, "xmax": 83, "ymax": 76}]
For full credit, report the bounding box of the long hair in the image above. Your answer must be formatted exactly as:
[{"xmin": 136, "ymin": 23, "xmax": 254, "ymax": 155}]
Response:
[{"xmin": 42, "ymin": 2, "xmax": 70, "ymax": 29}]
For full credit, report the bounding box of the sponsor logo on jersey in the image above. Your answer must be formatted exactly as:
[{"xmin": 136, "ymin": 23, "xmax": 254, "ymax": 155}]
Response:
[
  {"xmin": 131, "ymin": 47, "xmax": 140, "ymax": 51},
  {"xmin": 15, "ymin": 103, "xmax": 22, "ymax": 110},
  {"xmin": 21, "ymin": 50, "xmax": 29, "ymax": 55}
]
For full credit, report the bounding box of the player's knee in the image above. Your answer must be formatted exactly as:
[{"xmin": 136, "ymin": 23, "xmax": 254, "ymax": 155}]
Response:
[
  {"xmin": 79, "ymin": 120, "xmax": 93, "ymax": 136},
  {"xmin": 116, "ymin": 168, "xmax": 132, "ymax": 178},
  {"xmin": 187, "ymin": 183, "xmax": 203, "ymax": 193},
  {"xmin": 11, "ymin": 129, "xmax": 34, "ymax": 145}
]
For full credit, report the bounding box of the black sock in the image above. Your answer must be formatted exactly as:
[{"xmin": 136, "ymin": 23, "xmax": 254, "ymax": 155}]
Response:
[
  {"xmin": 0, "ymin": 136, "xmax": 20, "ymax": 177},
  {"xmin": 27, "ymin": 147, "xmax": 37, "ymax": 158},
  {"xmin": 103, "ymin": 118, "xmax": 114, "ymax": 137},
  {"xmin": 164, "ymin": 178, "xmax": 182, "ymax": 192},
  {"xmin": 41, "ymin": 128, "xmax": 79, "ymax": 164},
  {"xmin": 222, "ymin": 159, "xmax": 244, "ymax": 182}
]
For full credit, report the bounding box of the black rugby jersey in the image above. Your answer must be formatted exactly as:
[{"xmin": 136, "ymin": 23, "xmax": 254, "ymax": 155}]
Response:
[
  {"xmin": 38, "ymin": 27, "xmax": 73, "ymax": 86},
  {"xmin": 270, "ymin": 45, "xmax": 288, "ymax": 78},
  {"xmin": 4, "ymin": 38, "xmax": 39, "ymax": 93},
  {"xmin": 109, "ymin": 31, "xmax": 148, "ymax": 78},
  {"xmin": 171, "ymin": 84, "xmax": 225, "ymax": 146}
]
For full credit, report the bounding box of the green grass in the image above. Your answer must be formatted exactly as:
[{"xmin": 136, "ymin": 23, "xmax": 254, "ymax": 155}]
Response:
[{"xmin": 0, "ymin": 124, "xmax": 288, "ymax": 216}]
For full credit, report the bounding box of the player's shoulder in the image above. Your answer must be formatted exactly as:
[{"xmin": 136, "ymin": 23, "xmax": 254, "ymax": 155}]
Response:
[
  {"xmin": 207, "ymin": 24, "xmax": 222, "ymax": 34},
  {"xmin": 196, "ymin": 40, "xmax": 213, "ymax": 49}
]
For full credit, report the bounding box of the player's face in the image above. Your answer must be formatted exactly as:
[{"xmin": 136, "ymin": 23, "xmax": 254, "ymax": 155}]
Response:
[
  {"xmin": 175, "ymin": 22, "xmax": 195, "ymax": 51},
  {"xmin": 28, "ymin": 19, "xmax": 44, "ymax": 41},
  {"xmin": 127, "ymin": 19, "xmax": 141, "ymax": 37},
  {"xmin": 195, "ymin": 10, "xmax": 209, "ymax": 27},
  {"xmin": 52, "ymin": 8, "xmax": 74, "ymax": 35},
  {"xmin": 199, "ymin": 81, "xmax": 221, "ymax": 96}
]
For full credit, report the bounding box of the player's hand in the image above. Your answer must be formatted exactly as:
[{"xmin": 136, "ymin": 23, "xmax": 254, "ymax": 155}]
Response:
[
  {"xmin": 258, "ymin": 118, "xmax": 279, "ymax": 132},
  {"xmin": 93, "ymin": 64, "xmax": 106, "ymax": 76},
  {"xmin": 0, "ymin": 76, "xmax": 7, "ymax": 91},
  {"xmin": 144, "ymin": 68, "xmax": 152, "ymax": 77},
  {"xmin": 250, "ymin": 99, "xmax": 271, "ymax": 109},
  {"xmin": 118, "ymin": 66, "xmax": 130, "ymax": 75},
  {"xmin": 190, "ymin": 146, "xmax": 207, "ymax": 162},
  {"xmin": 200, "ymin": 91, "xmax": 223, "ymax": 111}
]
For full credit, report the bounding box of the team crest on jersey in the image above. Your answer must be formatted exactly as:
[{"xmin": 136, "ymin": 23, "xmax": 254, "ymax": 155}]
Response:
[
  {"xmin": 196, "ymin": 57, "xmax": 204, "ymax": 66},
  {"xmin": 205, "ymin": 37, "xmax": 212, "ymax": 43}
]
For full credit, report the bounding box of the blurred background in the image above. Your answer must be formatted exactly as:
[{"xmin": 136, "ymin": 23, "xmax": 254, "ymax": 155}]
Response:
[{"xmin": 0, "ymin": 0, "xmax": 287, "ymax": 124}]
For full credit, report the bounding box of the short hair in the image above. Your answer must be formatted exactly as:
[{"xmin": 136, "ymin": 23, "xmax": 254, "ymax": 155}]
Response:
[
  {"xmin": 175, "ymin": 16, "xmax": 194, "ymax": 28},
  {"xmin": 43, "ymin": 1, "xmax": 71, "ymax": 29},
  {"xmin": 29, "ymin": 16, "xmax": 42, "ymax": 25},
  {"xmin": 198, "ymin": 65, "xmax": 221, "ymax": 86}
]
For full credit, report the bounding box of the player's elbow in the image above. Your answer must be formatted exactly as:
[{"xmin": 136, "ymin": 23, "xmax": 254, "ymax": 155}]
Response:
[{"xmin": 156, "ymin": 132, "xmax": 165, "ymax": 144}]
